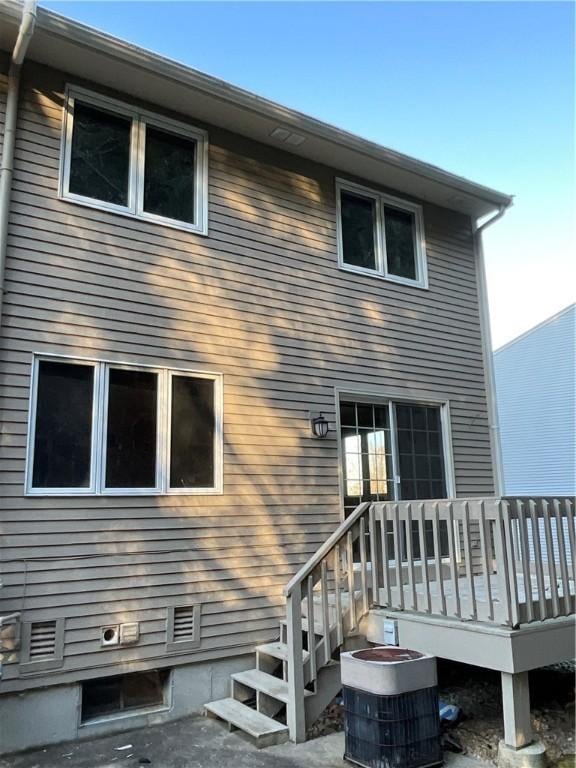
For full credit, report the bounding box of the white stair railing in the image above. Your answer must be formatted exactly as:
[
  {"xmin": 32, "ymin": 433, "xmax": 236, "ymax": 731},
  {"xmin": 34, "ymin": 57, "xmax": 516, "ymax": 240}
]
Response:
[{"xmin": 284, "ymin": 502, "xmax": 372, "ymax": 742}]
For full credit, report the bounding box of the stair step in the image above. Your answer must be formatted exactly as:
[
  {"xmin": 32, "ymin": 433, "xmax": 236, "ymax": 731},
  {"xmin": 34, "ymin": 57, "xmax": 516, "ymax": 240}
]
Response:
[
  {"xmin": 232, "ymin": 669, "xmax": 313, "ymax": 704},
  {"xmin": 204, "ymin": 697, "xmax": 289, "ymax": 747},
  {"xmin": 256, "ymin": 642, "xmax": 309, "ymax": 663}
]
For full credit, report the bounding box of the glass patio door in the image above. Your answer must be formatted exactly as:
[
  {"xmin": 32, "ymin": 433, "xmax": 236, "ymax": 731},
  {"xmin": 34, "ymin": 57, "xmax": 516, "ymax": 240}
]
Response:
[{"xmin": 340, "ymin": 399, "xmax": 450, "ymax": 560}]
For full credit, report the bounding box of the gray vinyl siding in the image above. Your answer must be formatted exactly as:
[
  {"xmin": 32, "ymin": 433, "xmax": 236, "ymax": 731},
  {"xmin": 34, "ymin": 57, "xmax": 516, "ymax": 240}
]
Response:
[
  {"xmin": 0, "ymin": 62, "xmax": 493, "ymax": 693},
  {"xmin": 495, "ymin": 304, "xmax": 575, "ymax": 495}
]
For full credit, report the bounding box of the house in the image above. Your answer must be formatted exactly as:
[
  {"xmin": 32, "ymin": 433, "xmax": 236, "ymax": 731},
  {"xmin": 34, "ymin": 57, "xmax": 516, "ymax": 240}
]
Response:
[
  {"xmin": 495, "ymin": 304, "xmax": 575, "ymax": 496},
  {"xmin": 0, "ymin": 0, "xmax": 573, "ymax": 759}
]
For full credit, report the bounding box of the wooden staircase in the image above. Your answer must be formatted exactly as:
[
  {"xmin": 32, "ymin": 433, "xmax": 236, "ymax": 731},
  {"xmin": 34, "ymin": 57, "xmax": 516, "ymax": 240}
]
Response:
[{"xmin": 204, "ymin": 502, "xmax": 373, "ymax": 746}]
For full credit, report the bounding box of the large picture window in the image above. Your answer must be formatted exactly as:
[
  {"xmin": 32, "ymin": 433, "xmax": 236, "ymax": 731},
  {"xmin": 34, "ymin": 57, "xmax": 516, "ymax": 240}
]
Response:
[
  {"xmin": 26, "ymin": 357, "xmax": 222, "ymax": 495},
  {"xmin": 336, "ymin": 179, "xmax": 427, "ymax": 288},
  {"xmin": 61, "ymin": 86, "xmax": 208, "ymax": 234}
]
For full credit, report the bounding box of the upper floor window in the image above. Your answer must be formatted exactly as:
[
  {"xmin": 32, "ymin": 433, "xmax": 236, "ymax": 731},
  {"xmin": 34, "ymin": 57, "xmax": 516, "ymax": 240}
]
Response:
[
  {"xmin": 60, "ymin": 86, "xmax": 208, "ymax": 234},
  {"xmin": 26, "ymin": 356, "xmax": 222, "ymax": 496},
  {"xmin": 336, "ymin": 179, "xmax": 427, "ymax": 288}
]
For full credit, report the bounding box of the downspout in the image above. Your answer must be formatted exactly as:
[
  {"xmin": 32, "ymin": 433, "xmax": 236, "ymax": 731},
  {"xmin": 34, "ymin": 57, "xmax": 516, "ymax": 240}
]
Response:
[
  {"xmin": 0, "ymin": 0, "xmax": 37, "ymax": 331},
  {"xmin": 473, "ymin": 204, "xmax": 510, "ymax": 497}
]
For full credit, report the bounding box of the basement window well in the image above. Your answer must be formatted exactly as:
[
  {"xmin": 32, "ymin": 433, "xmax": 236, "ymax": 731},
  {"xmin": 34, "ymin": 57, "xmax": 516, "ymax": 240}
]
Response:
[{"xmin": 81, "ymin": 669, "xmax": 170, "ymax": 723}]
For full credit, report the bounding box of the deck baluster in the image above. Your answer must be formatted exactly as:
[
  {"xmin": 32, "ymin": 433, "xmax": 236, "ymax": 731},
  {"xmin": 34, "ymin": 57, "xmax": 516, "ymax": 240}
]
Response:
[
  {"xmin": 515, "ymin": 500, "xmax": 533, "ymax": 622},
  {"xmin": 306, "ymin": 574, "xmax": 316, "ymax": 685},
  {"xmin": 405, "ymin": 503, "xmax": 417, "ymax": 610},
  {"xmin": 462, "ymin": 501, "xmax": 477, "ymax": 620},
  {"xmin": 447, "ymin": 502, "xmax": 461, "ymax": 619},
  {"xmin": 320, "ymin": 561, "xmax": 330, "ymax": 665},
  {"xmin": 541, "ymin": 500, "xmax": 560, "ymax": 617},
  {"xmin": 553, "ymin": 499, "xmax": 571, "ymax": 616},
  {"xmin": 392, "ymin": 504, "xmax": 404, "ymax": 611},
  {"xmin": 359, "ymin": 517, "xmax": 369, "ymax": 615},
  {"xmin": 528, "ymin": 499, "xmax": 547, "ymax": 620},
  {"xmin": 418, "ymin": 503, "xmax": 431, "ymax": 614},
  {"xmin": 333, "ymin": 545, "xmax": 343, "ymax": 646},
  {"xmin": 346, "ymin": 531, "xmax": 356, "ymax": 630},
  {"xmin": 432, "ymin": 503, "xmax": 446, "ymax": 616},
  {"xmin": 380, "ymin": 505, "xmax": 391, "ymax": 607}
]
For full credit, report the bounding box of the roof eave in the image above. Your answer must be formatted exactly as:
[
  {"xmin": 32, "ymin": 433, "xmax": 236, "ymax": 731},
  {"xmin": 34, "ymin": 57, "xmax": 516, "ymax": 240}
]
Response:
[{"xmin": 0, "ymin": 1, "xmax": 513, "ymax": 218}]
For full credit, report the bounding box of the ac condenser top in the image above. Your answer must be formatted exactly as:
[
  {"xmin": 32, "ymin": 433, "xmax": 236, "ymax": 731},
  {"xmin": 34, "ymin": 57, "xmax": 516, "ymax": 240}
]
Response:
[{"xmin": 340, "ymin": 647, "xmax": 437, "ymax": 696}]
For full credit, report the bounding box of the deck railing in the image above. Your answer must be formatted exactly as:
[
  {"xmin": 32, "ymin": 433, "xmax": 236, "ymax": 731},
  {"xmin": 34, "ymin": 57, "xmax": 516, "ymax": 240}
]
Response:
[
  {"xmin": 371, "ymin": 497, "xmax": 574, "ymax": 626},
  {"xmin": 283, "ymin": 496, "xmax": 574, "ymax": 741}
]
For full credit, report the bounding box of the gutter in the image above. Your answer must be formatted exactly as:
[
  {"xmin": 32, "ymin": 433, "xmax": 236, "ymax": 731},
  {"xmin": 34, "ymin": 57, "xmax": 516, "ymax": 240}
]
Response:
[
  {"xmin": 0, "ymin": 0, "xmax": 37, "ymax": 331},
  {"xmin": 473, "ymin": 205, "xmax": 510, "ymax": 497}
]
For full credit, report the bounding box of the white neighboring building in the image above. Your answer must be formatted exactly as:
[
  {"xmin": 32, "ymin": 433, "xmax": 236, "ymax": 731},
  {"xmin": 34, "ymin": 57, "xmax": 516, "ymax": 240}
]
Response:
[{"xmin": 494, "ymin": 304, "xmax": 575, "ymax": 496}]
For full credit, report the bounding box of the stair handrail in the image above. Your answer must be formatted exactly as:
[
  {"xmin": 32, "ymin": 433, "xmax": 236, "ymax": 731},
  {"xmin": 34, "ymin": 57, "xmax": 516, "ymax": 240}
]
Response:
[
  {"xmin": 284, "ymin": 502, "xmax": 371, "ymax": 598},
  {"xmin": 285, "ymin": 501, "xmax": 372, "ymax": 743}
]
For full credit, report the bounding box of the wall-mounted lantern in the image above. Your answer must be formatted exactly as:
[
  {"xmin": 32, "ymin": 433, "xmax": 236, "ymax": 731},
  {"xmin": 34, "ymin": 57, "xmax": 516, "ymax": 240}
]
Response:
[{"xmin": 311, "ymin": 413, "xmax": 330, "ymax": 439}]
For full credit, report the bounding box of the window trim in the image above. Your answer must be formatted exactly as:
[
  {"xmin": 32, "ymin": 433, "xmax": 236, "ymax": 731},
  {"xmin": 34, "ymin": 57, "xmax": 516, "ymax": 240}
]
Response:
[
  {"xmin": 335, "ymin": 178, "xmax": 428, "ymax": 289},
  {"xmin": 59, "ymin": 84, "xmax": 209, "ymax": 235},
  {"xmin": 25, "ymin": 354, "xmax": 223, "ymax": 497}
]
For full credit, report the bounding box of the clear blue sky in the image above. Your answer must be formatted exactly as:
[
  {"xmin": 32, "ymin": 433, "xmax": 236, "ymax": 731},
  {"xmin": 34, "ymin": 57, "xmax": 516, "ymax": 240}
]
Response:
[{"xmin": 42, "ymin": 1, "xmax": 575, "ymax": 346}]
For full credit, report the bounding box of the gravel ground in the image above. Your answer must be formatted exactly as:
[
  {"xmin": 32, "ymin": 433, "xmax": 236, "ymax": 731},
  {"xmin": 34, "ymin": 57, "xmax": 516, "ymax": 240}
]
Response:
[{"xmin": 307, "ymin": 661, "xmax": 575, "ymax": 766}]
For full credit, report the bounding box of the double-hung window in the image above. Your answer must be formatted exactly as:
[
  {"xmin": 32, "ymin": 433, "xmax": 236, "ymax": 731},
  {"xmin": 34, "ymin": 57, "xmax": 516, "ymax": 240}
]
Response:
[
  {"xmin": 26, "ymin": 357, "xmax": 222, "ymax": 495},
  {"xmin": 336, "ymin": 179, "xmax": 427, "ymax": 288},
  {"xmin": 60, "ymin": 86, "xmax": 208, "ymax": 234}
]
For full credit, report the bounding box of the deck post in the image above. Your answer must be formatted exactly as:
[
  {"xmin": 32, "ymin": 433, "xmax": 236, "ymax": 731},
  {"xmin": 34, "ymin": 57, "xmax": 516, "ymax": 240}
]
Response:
[{"xmin": 501, "ymin": 671, "xmax": 532, "ymax": 748}]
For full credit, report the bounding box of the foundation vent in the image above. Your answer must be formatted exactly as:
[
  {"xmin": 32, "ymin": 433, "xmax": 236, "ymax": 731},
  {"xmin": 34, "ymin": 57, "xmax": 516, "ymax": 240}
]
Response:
[
  {"xmin": 20, "ymin": 618, "xmax": 64, "ymax": 672},
  {"xmin": 167, "ymin": 604, "xmax": 201, "ymax": 652},
  {"xmin": 29, "ymin": 620, "xmax": 57, "ymax": 658},
  {"xmin": 173, "ymin": 606, "xmax": 196, "ymax": 640}
]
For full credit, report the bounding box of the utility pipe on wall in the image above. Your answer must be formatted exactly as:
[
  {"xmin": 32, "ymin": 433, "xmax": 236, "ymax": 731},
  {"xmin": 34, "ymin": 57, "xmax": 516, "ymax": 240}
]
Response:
[
  {"xmin": 473, "ymin": 204, "xmax": 510, "ymax": 498},
  {"xmin": 0, "ymin": 0, "xmax": 37, "ymax": 331}
]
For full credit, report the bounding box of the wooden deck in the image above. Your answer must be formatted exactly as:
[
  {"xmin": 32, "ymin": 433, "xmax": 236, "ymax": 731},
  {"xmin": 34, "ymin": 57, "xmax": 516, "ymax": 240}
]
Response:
[{"xmin": 284, "ymin": 496, "xmax": 575, "ymax": 742}]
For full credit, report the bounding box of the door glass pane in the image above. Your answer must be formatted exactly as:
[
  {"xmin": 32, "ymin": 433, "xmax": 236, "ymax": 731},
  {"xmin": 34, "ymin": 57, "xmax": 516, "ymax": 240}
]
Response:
[
  {"xmin": 32, "ymin": 360, "xmax": 94, "ymax": 488},
  {"xmin": 105, "ymin": 369, "xmax": 158, "ymax": 488},
  {"xmin": 394, "ymin": 403, "xmax": 446, "ymax": 500},
  {"xmin": 69, "ymin": 101, "xmax": 131, "ymax": 206},
  {"xmin": 340, "ymin": 191, "xmax": 377, "ymax": 270},
  {"xmin": 340, "ymin": 401, "xmax": 393, "ymax": 517},
  {"xmin": 144, "ymin": 126, "xmax": 196, "ymax": 223},
  {"xmin": 170, "ymin": 376, "xmax": 215, "ymax": 488},
  {"xmin": 384, "ymin": 205, "xmax": 417, "ymax": 280}
]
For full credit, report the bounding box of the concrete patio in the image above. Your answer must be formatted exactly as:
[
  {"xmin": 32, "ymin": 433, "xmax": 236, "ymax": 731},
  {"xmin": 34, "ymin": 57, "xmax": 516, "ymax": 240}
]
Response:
[{"xmin": 0, "ymin": 714, "xmax": 489, "ymax": 768}]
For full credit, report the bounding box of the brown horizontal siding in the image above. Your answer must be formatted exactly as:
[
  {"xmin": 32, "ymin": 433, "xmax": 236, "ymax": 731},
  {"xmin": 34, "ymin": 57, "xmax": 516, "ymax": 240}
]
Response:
[{"xmin": 0, "ymin": 62, "xmax": 493, "ymax": 693}]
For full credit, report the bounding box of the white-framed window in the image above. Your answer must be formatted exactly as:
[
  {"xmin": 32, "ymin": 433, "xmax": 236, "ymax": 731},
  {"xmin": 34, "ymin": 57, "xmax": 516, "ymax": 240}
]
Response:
[
  {"xmin": 25, "ymin": 355, "xmax": 223, "ymax": 496},
  {"xmin": 336, "ymin": 178, "xmax": 428, "ymax": 288},
  {"xmin": 59, "ymin": 85, "xmax": 209, "ymax": 235}
]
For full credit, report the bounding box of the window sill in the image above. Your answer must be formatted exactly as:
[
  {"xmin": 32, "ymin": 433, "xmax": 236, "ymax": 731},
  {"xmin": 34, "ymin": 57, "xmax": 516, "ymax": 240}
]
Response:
[
  {"xmin": 80, "ymin": 703, "xmax": 171, "ymax": 728},
  {"xmin": 25, "ymin": 488, "xmax": 223, "ymax": 497},
  {"xmin": 59, "ymin": 192, "xmax": 208, "ymax": 237},
  {"xmin": 338, "ymin": 263, "xmax": 428, "ymax": 290}
]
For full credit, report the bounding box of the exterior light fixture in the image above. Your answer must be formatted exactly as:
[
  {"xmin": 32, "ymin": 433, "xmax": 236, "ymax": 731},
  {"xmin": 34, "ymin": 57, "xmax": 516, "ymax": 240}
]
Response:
[{"xmin": 311, "ymin": 413, "xmax": 329, "ymax": 439}]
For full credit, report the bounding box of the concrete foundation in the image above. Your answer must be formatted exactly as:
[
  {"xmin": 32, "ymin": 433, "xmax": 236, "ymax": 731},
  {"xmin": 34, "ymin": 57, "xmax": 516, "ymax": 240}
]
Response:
[
  {"xmin": 498, "ymin": 740, "xmax": 547, "ymax": 768},
  {"xmin": 0, "ymin": 654, "xmax": 253, "ymax": 755}
]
